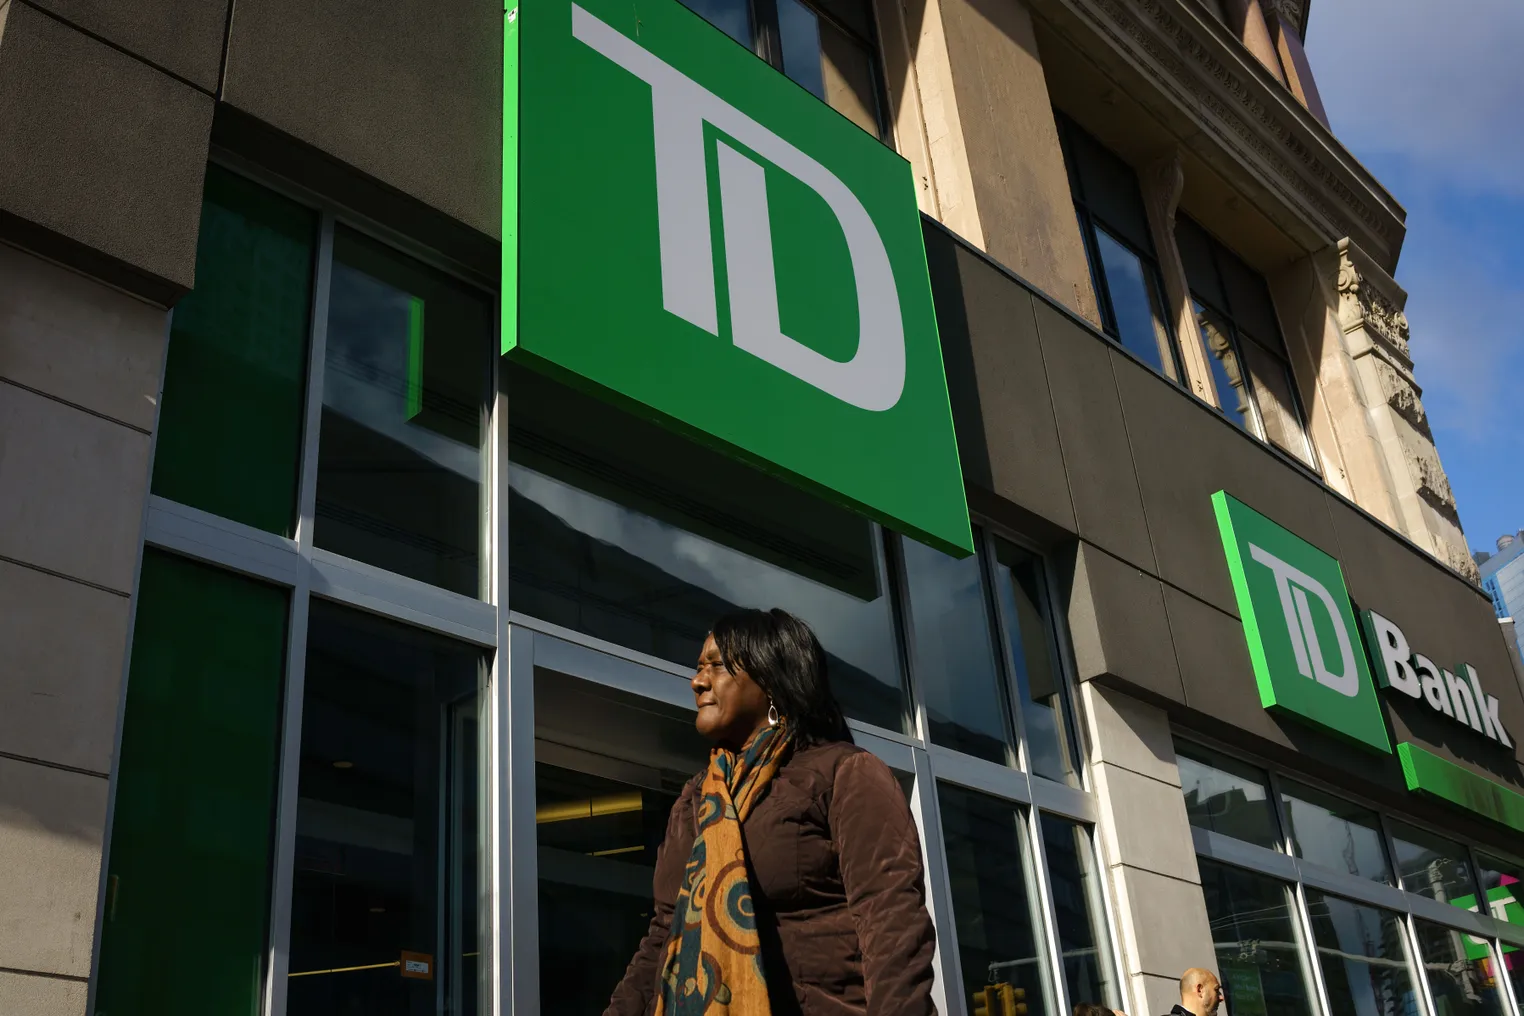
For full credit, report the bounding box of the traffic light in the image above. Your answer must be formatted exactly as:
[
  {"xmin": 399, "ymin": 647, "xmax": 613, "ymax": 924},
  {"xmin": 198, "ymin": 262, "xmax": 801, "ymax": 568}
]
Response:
[{"xmin": 972, "ymin": 983, "xmax": 1028, "ymax": 1016}]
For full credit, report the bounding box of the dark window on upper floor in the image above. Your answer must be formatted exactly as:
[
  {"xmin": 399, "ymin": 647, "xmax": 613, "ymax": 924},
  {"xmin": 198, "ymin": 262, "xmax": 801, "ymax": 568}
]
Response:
[
  {"xmin": 679, "ymin": 0, "xmax": 885, "ymax": 137},
  {"xmin": 1176, "ymin": 214, "xmax": 1316, "ymax": 467},
  {"xmin": 1055, "ymin": 113, "xmax": 1184, "ymax": 383}
]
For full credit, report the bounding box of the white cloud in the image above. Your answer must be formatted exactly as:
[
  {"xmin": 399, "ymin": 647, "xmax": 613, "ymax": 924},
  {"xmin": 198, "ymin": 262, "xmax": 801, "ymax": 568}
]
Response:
[{"xmin": 1306, "ymin": 0, "xmax": 1524, "ymax": 198}]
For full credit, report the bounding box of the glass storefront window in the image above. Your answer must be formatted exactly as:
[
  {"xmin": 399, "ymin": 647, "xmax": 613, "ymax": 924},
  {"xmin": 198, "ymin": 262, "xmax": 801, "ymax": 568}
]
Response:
[
  {"xmin": 1474, "ymin": 853, "xmax": 1524, "ymax": 1004},
  {"xmin": 96, "ymin": 551, "xmax": 289, "ymax": 1016},
  {"xmin": 315, "ymin": 227, "xmax": 491, "ymax": 598},
  {"xmin": 1304, "ymin": 890, "xmax": 1417, "ymax": 1016},
  {"xmin": 939, "ymin": 783, "xmax": 1055, "ymax": 1016},
  {"xmin": 152, "ymin": 166, "xmax": 315, "ymax": 536},
  {"xmin": 901, "ymin": 533, "xmax": 1015, "ymax": 765},
  {"xmin": 1280, "ymin": 781, "xmax": 1391, "ymax": 883},
  {"xmin": 992, "ymin": 539, "xmax": 1078, "ymax": 784},
  {"xmin": 287, "ymin": 600, "xmax": 486, "ymax": 1016},
  {"xmin": 1040, "ymin": 815, "xmax": 1115, "ymax": 1009},
  {"xmin": 1414, "ymin": 918, "xmax": 1506, "ymax": 1016},
  {"xmin": 1197, "ymin": 859, "xmax": 1316, "ymax": 1016},
  {"xmin": 1388, "ymin": 820, "xmax": 1479, "ymax": 906},
  {"xmin": 1175, "ymin": 741, "xmax": 1283, "ymax": 850},
  {"xmin": 507, "ymin": 424, "xmax": 909, "ymax": 731}
]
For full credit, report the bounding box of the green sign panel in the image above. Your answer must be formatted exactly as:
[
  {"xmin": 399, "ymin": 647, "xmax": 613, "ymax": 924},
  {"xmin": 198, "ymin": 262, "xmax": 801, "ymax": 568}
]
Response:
[
  {"xmin": 501, "ymin": 0, "xmax": 972, "ymax": 554},
  {"xmin": 1397, "ymin": 742, "xmax": 1524, "ymax": 835},
  {"xmin": 1211, "ymin": 491, "xmax": 1390, "ymax": 753}
]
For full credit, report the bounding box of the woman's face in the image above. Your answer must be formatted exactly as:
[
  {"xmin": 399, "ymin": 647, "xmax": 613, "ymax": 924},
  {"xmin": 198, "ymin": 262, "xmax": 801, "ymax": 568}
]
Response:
[{"xmin": 692, "ymin": 635, "xmax": 771, "ymax": 748}]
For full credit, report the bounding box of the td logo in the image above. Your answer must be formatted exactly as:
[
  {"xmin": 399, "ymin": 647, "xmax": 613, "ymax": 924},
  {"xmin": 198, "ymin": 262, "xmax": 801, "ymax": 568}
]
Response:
[
  {"xmin": 1212, "ymin": 492, "xmax": 1390, "ymax": 752},
  {"xmin": 571, "ymin": 4, "xmax": 904, "ymax": 412},
  {"xmin": 502, "ymin": 0, "xmax": 973, "ymax": 555}
]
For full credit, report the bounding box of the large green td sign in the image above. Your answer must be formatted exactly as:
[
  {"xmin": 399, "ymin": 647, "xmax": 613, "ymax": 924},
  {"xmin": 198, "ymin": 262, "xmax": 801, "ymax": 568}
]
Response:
[
  {"xmin": 501, "ymin": 0, "xmax": 972, "ymax": 555},
  {"xmin": 1211, "ymin": 491, "xmax": 1390, "ymax": 753}
]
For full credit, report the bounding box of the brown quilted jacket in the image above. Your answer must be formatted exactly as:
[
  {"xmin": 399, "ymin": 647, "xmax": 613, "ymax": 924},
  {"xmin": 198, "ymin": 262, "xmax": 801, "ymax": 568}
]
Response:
[{"xmin": 603, "ymin": 739, "xmax": 938, "ymax": 1016}]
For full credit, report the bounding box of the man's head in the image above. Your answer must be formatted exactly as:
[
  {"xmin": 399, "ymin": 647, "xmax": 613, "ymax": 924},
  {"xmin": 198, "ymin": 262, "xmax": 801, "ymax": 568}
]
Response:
[{"xmin": 1179, "ymin": 968, "xmax": 1223, "ymax": 1016}]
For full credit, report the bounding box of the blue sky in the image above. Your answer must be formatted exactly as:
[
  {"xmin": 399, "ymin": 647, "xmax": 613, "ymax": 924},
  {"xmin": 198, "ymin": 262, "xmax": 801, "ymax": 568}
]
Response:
[{"xmin": 1306, "ymin": 0, "xmax": 1523, "ymax": 555}]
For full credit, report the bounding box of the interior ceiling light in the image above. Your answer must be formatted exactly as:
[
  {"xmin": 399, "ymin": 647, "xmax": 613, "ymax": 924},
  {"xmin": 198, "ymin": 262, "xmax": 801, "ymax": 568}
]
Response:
[{"xmin": 332, "ymin": 760, "xmax": 354, "ymax": 769}]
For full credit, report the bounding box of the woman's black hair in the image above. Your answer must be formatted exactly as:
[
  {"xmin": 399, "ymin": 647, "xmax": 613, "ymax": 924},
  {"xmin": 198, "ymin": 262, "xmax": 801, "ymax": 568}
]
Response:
[{"xmin": 710, "ymin": 608, "xmax": 851, "ymax": 747}]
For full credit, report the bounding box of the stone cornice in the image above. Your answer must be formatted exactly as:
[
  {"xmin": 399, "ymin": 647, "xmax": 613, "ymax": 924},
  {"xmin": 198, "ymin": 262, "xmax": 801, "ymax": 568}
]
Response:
[{"xmin": 1035, "ymin": 0, "xmax": 1404, "ymax": 269}]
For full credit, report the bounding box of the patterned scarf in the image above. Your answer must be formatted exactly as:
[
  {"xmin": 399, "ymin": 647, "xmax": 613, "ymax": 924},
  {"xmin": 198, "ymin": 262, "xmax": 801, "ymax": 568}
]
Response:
[{"xmin": 655, "ymin": 722, "xmax": 793, "ymax": 1015}]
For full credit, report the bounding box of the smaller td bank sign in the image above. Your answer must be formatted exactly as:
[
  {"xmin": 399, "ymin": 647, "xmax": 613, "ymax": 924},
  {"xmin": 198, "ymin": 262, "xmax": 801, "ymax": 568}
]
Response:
[
  {"xmin": 501, "ymin": 0, "xmax": 972, "ymax": 555},
  {"xmin": 1213, "ymin": 491, "xmax": 1512, "ymax": 753}
]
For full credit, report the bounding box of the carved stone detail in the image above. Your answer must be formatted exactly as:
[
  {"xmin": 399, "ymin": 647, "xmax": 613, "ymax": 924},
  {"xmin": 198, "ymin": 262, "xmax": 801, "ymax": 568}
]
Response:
[
  {"xmin": 1259, "ymin": 0, "xmax": 1305, "ymax": 31},
  {"xmin": 1337, "ymin": 247, "xmax": 1411, "ymax": 358},
  {"xmin": 1370, "ymin": 358, "xmax": 1426, "ymax": 434},
  {"xmin": 1081, "ymin": 0, "xmax": 1400, "ymax": 261}
]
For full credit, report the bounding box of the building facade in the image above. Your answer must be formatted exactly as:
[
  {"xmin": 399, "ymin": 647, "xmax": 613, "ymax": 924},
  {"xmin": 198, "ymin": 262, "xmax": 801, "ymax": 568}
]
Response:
[
  {"xmin": 1, "ymin": 2, "xmax": 1522, "ymax": 1016},
  {"xmin": 1478, "ymin": 535, "xmax": 1524, "ymax": 665}
]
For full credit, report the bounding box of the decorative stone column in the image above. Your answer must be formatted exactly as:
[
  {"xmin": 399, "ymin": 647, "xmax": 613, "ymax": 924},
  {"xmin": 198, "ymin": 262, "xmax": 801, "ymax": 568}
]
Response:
[{"xmin": 1336, "ymin": 239, "xmax": 1479, "ymax": 581}]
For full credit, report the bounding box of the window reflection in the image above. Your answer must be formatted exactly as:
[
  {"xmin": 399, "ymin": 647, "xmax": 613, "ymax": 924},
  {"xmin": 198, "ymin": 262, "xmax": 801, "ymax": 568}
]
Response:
[
  {"xmin": 1094, "ymin": 229, "xmax": 1177, "ymax": 380},
  {"xmin": 1175, "ymin": 741, "xmax": 1282, "ymax": 851},
  {"xmin": 778, "ymin": 0, "xmax": 825, "ymax": 97},
  {"xmin": 507, "ymin": 462, "xmax": 908, "ymax": 733},
  {"xmin": 1040, "ymin": 815, "xmax": 1115, "ymax": 1009},
  {"xmin": 939, "ymin": 784, "xmax": 1054, "ymax": 1016},
  {"xmin": 819, "ymin": 18, "xmax": 881, "ymax": 135},
  {"xmin": 1196, "ymin": 302, "xmax": 1256, "ymax": 433},
  {"xmin": 1280, "ymin": 781, "xmax": 1391, "ymax": 883},
  {"xmin": 901, "ymin": 534, "xmax": 1014, "ymax": 765},
  {"xmin": 316, "ymin": 228, "xmax": 490, "ymax": 597},
  {"xmin": 1388, "ymin": 821, "xmax": 1479, "ymax": 906},
  {"xmin": 1414, "ymin": 918, "xmax": 1505, "ymax": 1016},
  {"xmin": 1239, "ymin": 338, "xmax": 1313, "ymax": 465},
  {"xmin": 1198, "ymin": 859, "xmax": 1316, "ymax": 1016},
  {"xmin": 1304, "ymin": 891, "xmax": 1416, "ymax": 1016},
  {"xmin": 1473, "ymin": 854, "xmax": 1524, "ymax": 1004},
  {"xmin": 992, "ymin": 539, "xmax": 1077, "ymax": 785}
]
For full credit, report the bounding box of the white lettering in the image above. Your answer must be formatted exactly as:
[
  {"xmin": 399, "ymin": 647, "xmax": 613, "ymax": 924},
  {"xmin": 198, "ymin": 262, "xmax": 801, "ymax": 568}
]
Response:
[
  {"xmin": 1443, "ymin": 668, "xmax": 1483, "ymax": 732},
  {"xmin": 1247, "ymin": 543, "xmax": 1359, "ymax": 696},
  {"xmin": 572, "ymin": 5, "xmax": 906, "ymax": 411},
  {"xmin": 1364, "ymin": 611, "xmax": 1421, "ymax": 698},
  {"xmin": 1464, "ymin": 665, "xmax": 1511, "ymax": 747},
  {"xmin": 1412, "ymin": 654, "xmax": 1452, "ymax": 716}
]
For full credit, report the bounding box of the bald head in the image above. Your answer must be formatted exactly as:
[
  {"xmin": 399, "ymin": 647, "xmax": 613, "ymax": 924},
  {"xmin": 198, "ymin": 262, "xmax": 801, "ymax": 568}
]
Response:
[{"xmin": 1179, "ymin": 968, "xmax": 1223, "ymax": 1016}]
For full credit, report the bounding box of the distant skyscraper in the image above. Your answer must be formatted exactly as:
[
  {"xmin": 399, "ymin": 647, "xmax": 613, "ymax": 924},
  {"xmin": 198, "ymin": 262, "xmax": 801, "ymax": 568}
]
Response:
[{"xmin": 1479, "ymin": 531, "xmax": 1524, "ymax": 663}]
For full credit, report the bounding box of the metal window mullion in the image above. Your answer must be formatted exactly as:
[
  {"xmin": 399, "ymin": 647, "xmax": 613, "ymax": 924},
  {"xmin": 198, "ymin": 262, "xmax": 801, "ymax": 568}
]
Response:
[
  {"xmin": 1371, "ymin": 810, "xmax": 1401, "ymax": 891},
  {"xmin": 911, "ymin": 748, "xmax": 964, "ymax": 1016},
  {"xmin": 488, "ymin": 377, "xmax": 511, "ymax": 1016},
  {"xmin": 1402, "ymin": 912, "xmax": 1440, "ymax": 1016},
  {"xmin": 887, "ymin": 531, "xmax": 933, "ymax": 746},
  {"xmin": 1291, "ymin": 878, "xmax": 1335, "ymax": 1016},
  {"xmin": 263, "ymin": 212, "xmax": 333, "ymax": 1016},
  {"xmin": 872, "ymin": 525, "xmax": 919, "ymax": 743},
  {"xmin": 1265, "ymin": 769, "xmax": 1295, "ymax": 857},
  {"xmin": 1496, "ymin": 929, "xmax": 1523, "ymax": 1016},
  {"xmin": 502, "ymin": 626, "xmax": 540, "ymax": 1016},
  {"xmin": 978, "ymin": 527, "xmax": 1027, "ymax": 772},
  {"xmin": 1034, "ymin": 545, "xmax": 1088, "ymax": 790},
  {"xmin": 1025, "ymin": 806, "xmax": 1072, "ymax": 1016}
]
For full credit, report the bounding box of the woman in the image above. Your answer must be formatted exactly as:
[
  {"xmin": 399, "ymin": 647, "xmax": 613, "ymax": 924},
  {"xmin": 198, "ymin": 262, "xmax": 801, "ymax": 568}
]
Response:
[{"xmin": 604, "ymin": 608, "xmax": 937, "ymax": 1016}]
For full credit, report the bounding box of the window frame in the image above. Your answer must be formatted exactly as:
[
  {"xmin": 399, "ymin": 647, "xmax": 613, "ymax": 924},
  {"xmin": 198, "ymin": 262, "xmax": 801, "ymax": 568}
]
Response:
[
  {"xmin": 1176, "ymin": 733, "xmax": 1524, "ymax": 1016},
  {"xmin": 1177, "ymin": 217, "xmax": 1319, "ymax": 469},
  {"xmin": 700, "ymin": 0, "xmax": 893, "ymax": 142},
  {"xmin": 134, "ymin": 156, "xmax": 1124, "ymax": 1016},
  {"xmin": 1055, "ymin": 114, "xmax": 1186, "ymax": 384}
]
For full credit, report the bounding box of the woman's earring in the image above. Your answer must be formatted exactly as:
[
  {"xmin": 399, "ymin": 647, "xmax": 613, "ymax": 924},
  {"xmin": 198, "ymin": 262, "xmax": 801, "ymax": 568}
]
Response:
[{"xmin": 767, "ymin": 701, "xmax": 779, "ymax": 727}]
